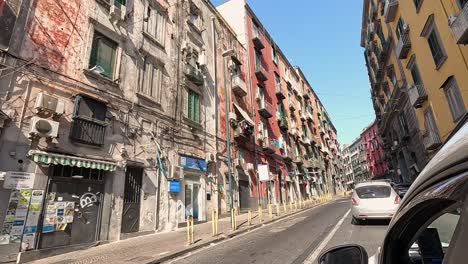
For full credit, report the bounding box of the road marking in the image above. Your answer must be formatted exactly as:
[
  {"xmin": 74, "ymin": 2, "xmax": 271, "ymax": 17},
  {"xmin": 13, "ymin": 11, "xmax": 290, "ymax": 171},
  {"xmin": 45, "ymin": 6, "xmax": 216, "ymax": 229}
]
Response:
[
  {"xmin": 164, "ymin": 202, "xmax": 333, "ymax": 263},
  {"xmin": 303, "ymin": 209, "xmax": 351, "ymax": 264}
]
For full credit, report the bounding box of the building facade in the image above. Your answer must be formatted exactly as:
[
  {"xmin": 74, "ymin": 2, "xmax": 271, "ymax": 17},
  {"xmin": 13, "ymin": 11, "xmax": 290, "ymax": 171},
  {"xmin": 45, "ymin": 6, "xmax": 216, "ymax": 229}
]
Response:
[
  {"xmin": 0, "ymin": 0, "xmax": 343, "ymax": 261},
  {"xmin": 360, "ymin": 120, "xmax": 389, "ymax": 179}
]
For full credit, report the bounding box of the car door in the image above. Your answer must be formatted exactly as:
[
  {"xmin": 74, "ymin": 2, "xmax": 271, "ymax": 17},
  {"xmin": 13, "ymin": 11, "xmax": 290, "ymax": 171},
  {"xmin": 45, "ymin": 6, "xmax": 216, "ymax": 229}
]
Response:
[{"xmin": 379, "ymin": 171, "xmax": 468, "ymax": 264}]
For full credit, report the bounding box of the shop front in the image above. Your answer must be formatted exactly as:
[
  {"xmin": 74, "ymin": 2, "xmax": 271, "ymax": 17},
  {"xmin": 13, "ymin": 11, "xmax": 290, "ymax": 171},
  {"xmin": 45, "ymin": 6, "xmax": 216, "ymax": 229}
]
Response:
[
  {"xmin": 178, "ymin": 155, "xmax": 207, "ymax": 223},
  {"xmin": 15, "ymin": 151, "xmax": 117, "ymax": 257}
]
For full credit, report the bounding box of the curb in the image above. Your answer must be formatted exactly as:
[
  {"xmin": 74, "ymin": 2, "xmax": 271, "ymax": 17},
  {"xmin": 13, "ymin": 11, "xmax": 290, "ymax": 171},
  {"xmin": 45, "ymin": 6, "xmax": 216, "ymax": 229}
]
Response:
[{"xmin": 147, "ymin": 200, "xmax": 334, "ymax": 264}]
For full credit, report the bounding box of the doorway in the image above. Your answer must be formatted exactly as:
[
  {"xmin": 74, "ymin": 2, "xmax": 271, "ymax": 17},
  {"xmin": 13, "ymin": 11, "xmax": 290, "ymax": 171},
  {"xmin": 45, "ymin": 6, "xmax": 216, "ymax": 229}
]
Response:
[
  {"xmin": 121, "ymin": 166, "xmax": 143, "ymax": 234},
  {"xmin": 184, "ymin": 183, "xmax": 200, "ymax": 220}
]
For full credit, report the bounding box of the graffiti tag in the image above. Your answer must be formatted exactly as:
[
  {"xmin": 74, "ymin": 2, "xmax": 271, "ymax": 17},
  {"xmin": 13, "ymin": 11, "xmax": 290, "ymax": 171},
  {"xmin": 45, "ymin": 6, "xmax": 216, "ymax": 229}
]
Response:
[{"xmin": 80, "ymin": 192, "xmax": 98, "ymax": 208}]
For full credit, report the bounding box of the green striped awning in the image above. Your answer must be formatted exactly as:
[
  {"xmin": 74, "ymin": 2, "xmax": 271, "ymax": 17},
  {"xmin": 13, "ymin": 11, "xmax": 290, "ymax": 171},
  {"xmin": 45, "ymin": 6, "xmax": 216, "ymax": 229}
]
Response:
[{"xmin": 29, "ymin": 150, "xmax": 118, "ymax": 171}]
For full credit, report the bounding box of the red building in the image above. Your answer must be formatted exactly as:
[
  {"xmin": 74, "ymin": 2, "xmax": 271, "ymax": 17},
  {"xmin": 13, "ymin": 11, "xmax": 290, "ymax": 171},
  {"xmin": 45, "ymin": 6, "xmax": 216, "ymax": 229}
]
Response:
[{"xmin": 361, "ymin": 120, "xmax": 388, "ymax": 179}]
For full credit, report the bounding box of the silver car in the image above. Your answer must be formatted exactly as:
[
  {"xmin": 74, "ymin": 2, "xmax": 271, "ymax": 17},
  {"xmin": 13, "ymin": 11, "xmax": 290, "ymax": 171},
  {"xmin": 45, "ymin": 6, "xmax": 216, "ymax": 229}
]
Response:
[{"xmin": 351, "ymin": 181, "xmax": 399, "ymax": 224}]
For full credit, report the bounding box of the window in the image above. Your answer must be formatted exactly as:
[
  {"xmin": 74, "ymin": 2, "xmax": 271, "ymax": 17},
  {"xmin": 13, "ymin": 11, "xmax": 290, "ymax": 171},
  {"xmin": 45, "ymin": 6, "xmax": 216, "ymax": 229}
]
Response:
[
  {"xmin": 140, "ymin": 57, "xmax": 163, "ymax": 101},
  {"xmin": 395, "ymin": 17, "xmax": 405, "ymax": 40},
  {"xmin": 413, "ymin": 0, "xmax": 423, "ymax": 11},
  {"xmin": 70, "ymin": 96, "xmax": 107, "ymax": 146},
  {"xmin": 355, "ymin": 185, "xmax": 391, "ymax": 198},
  {"xmin": 186, "ymin": 89, "xmax": 200, "ymax": 123},
  {"xmin": 114, "ymin": 0, "xmax": 126, "ymax": 7},
  {"xmin": 398, "ymin": 112, "xmax": 410, "ymax": 135},
  {"xmin": 443, "ymin": 78, "xmax": 466, "ymax": 121},
  {"xmin": 272, "ymin": 47, "xmax": 278, "ymax": 64},
  {"xmin": 410, "ymin": 62, "xmax": 423, "ymax": 86},
  {"xmin": 424, "ymin": 106, "xmax": 439, "ymax": 137},
  {"xmin": 274, "ymin": 73, "xmax": 281, "ymax": 90},
  {"xmin": 145, "ymin": 5, "xmax": 165, "ymax": 45},
  {"xmin": 459, "ymin": 0, "xmax": 468, "ymax": 8},
  {"xmin": 188, "ymin": 2, "xmax": 202, "ymax": 31},
  {"xmin": 255, "ymin": 49, "xmax": 262, "ymax": 71},
  {"xmin": 427, "ymin": 30, "xmax": 446, "ymax": 67},
  {"xmin": 89, "ymin": 32, "xmax": 118, "ymax": 78}
]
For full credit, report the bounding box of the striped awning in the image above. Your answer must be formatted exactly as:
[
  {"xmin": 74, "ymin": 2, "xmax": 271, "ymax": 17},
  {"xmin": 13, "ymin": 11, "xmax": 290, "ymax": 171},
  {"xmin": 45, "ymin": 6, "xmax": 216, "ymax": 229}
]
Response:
[{"xmin": 29, "ymin": 150, "xmax": 118, "ymax": 171}]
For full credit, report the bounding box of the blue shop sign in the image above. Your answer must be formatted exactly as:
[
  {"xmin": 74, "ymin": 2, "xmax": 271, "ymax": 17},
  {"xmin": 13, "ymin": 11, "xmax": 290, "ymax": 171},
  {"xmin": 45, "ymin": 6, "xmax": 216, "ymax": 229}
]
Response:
[
  {"xmin": 179, "ymin": 155, "xmax": 207, "ymax": 172},
  {"xmin": 168, "ymin": 180, "xmax": 181, "ymax": 193}
]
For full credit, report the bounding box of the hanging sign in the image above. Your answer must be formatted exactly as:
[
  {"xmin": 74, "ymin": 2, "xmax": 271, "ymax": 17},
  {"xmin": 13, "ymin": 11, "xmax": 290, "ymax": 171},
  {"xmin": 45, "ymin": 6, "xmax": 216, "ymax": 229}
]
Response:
[
  {"xmin": 258, "ymin": 164, "xmax": 270, "ymax": 182},
  {"xmin": 168, "ymin": 181, "xmax": 181, "ymax": 193},
  {"xmin": 3, "ymin": 172, "xmax": 35, "ymax": 189},
  {"xmin": 179, "ymin": 155, "xmax": 207, "ymax": 172}
]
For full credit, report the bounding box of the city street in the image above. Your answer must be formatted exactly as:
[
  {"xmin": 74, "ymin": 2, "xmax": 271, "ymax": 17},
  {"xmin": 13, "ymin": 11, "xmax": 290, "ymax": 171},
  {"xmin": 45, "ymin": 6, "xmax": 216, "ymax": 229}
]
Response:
[{"xmin": 166, "ymin": 198, "xmax": 388, "ymax": 264}]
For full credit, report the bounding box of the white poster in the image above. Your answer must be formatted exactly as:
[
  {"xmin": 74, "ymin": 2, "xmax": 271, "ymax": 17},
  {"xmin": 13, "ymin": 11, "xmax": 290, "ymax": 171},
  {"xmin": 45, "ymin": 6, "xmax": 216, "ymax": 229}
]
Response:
[
  {"xmin": 3, "ymin": 172, "xmax": 35, "ymax": 190},
  {"xmin": 258, "ymin": 164, "xmax": 270, "ymax": 182}
]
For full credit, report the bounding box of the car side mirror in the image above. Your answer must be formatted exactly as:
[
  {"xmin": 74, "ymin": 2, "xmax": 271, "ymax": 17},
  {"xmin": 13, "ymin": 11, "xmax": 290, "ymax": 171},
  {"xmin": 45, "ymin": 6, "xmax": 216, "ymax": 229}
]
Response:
[{"xmin": 318, "ymin": 245, "xmax": 368, "ymax": 264}]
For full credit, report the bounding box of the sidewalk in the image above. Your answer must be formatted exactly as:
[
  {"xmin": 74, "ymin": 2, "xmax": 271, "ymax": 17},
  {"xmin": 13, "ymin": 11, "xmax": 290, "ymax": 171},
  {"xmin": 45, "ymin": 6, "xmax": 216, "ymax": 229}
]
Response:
[{"xmin": 24, "ymin": 197, "xmax": 336, "ymax": 264}]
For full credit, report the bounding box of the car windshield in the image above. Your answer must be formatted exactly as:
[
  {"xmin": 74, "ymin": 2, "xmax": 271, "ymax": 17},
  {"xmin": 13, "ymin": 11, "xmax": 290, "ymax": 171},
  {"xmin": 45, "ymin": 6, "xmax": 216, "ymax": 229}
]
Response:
[{"xmin": 355, "ymin": 185, "xmax": 391, "ymax": 199}]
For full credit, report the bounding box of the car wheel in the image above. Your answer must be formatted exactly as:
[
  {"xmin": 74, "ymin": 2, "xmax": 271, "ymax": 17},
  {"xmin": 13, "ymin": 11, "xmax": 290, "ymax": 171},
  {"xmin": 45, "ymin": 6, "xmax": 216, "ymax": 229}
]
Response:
[{"xmin": 352, "ymin": 216, "xmax": 361, "ymax": 225}]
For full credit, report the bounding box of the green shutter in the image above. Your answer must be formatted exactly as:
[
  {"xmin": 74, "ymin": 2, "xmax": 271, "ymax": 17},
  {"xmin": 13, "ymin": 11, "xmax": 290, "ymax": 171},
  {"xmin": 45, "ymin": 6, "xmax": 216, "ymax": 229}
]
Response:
[
  {"xmin": 194, "ymin": 93, "xmax": 200, "ymax": 123},
  {"xmin": 188, "ymin": 90, "xmax": 194, "ymax": 120}
]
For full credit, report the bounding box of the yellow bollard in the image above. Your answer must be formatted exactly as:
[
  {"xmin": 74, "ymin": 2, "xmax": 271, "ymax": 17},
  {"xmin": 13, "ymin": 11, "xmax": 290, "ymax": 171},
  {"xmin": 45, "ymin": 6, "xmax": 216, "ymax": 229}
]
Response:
[
  {"xmin": 187, "ymin": 216, "xmax": 194, "ymax": 245},
  {"xmin": 268, "ymin": 204, "xmax": 273, "ymax": 219},
  {"xmin": 294, "ymin": 201, "xmax": 298, "ymax": 210},
  {"xmin": 258, "ymin": 205, "xmax": 263, "ymax": 223},
  {"xmin": 248, "ymin": 209, "xmax": 252, "ymax": 226},
  {"xmin": 211, "ymin": 209, "xmax": 216, "ymax": 236},
  {"xmin": 231, "ymin": 208, "xmax": 237, "ymax": 230},
  {"xmin": 283, "ymin": 203, "xmax": 287, "ymax": 214},
  {"xmin": 276, "ymin": 204, "xmax": 280, "ymax": 216},
  {"xmin": 290, "ymin": 201, "xmax": 293, "ymax": 211}
]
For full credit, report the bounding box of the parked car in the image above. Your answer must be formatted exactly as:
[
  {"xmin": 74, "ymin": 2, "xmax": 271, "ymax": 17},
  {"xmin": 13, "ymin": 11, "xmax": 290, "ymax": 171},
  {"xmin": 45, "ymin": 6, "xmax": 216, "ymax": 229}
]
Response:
[
  {"xmin": 393, "ymin": 183, "xmax": 411, "ymax": 198},
  {"xmin": 351, "ymin": 181, "xmax": 400, "ymax": 225},
  {"xmin": 318, "ymin": 118, "xmax": 468, "ymax": 264}
]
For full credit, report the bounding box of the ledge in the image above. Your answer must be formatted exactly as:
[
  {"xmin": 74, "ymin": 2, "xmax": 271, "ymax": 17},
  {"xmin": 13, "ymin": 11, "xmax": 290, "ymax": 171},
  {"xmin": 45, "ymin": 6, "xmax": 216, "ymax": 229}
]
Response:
[
  {"xmin": 136, "ymin": 92, "xmax": 162, "ymax": 107},
  {"xmin": 142, "ymin": 31, "xmax": 165, "ymax": 50},
  {"xmin": 83, "ymin": 69, "xmax": 120, "ymax": 88}
]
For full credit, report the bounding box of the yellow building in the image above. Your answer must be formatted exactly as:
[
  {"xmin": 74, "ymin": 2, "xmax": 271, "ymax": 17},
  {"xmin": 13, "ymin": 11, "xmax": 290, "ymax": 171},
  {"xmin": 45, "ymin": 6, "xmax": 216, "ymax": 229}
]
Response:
[{"xmin": 361, "ymin": 0, "xmax": 468, "ymax": 183}]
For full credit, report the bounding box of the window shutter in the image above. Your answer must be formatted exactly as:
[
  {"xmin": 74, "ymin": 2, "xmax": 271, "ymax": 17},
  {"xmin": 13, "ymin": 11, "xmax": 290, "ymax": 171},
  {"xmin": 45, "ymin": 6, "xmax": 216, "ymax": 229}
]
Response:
[
  {"xmin": 194, "ymin": 93, "xmax": 200, "ymax": 123},
  {"xmin": 72, "ymin": 96, "xmax": 82, "ymax": 118},
  {"xmin": 187, "ymin": 90, "xmax": 193, "ymax": 120}
]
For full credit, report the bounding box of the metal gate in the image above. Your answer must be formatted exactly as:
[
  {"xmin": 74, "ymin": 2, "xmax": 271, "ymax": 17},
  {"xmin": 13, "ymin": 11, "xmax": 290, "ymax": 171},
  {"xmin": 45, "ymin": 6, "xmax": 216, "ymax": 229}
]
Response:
[
  {"xmin": 239, "ymin": 180, "xmax": 251, "ymax": 210},
  {"xmin": 121, "ymin": 166, "xmax": 143, "ymax": 233}
]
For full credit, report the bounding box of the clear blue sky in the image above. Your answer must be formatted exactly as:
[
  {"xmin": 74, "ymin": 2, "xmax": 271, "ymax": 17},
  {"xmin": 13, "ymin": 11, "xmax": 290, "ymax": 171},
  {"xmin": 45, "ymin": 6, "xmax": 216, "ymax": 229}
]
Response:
[{"xmin": 212, "ymin": 0, "xmax": 375, "ymax": 145}]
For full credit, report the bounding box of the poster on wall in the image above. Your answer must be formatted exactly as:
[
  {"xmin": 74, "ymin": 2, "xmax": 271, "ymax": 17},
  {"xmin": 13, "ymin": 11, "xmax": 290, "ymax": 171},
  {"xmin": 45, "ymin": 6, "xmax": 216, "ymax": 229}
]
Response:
[
  {"xmin": 42, "ymin": 203, "xmax": 57, "ymax": 233},
  {"xmin": 21, "ymin": 190, "xmax": 44, "ymax": 251}
]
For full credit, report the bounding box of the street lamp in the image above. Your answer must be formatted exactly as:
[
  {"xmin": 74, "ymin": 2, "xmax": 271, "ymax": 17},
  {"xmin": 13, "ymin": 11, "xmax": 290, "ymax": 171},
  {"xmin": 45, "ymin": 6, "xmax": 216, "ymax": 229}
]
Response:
[{"xmin": 222, "ymin": 48, "xmax": 236, "ymax": 214}]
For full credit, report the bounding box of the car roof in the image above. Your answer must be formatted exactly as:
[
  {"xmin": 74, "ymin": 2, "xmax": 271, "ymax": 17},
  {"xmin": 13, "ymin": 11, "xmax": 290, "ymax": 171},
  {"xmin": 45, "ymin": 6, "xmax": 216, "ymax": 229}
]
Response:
[
  {"xmin": 399, "ymin": 119, "xmax": 468, "ymax": 209},
  {"xmin": 355, "ymin": 181, "xmax": 392, "ymax": 188}
]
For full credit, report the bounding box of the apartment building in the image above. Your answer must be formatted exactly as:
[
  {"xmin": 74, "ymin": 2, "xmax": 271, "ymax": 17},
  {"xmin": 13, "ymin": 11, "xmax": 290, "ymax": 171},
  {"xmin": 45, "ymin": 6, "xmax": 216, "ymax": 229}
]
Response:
[
  {"xmin": 360, "ymin": 0, "xmax": 468, "ymax": 183},
  {"xmin": 361, "ymin": 120, "xmax": 389, "ymax": 179},
  {"xmin": 217, "ymin": 0, "xmax": 343, "ymax": 202}
]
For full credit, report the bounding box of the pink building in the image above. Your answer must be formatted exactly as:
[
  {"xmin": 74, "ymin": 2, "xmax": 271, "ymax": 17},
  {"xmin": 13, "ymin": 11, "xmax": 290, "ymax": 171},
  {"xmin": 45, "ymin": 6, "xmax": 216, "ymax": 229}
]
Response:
[{"xmin": 361, "ymin": 120, "xmax": 388, "ymax": 179}]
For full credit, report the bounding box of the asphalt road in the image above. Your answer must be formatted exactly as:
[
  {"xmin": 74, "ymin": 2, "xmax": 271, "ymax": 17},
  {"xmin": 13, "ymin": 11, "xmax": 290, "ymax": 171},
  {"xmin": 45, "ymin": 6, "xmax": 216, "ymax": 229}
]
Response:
[{"xmin": 166, "ymin": 198, "xmax": 389, "ymax": 264}]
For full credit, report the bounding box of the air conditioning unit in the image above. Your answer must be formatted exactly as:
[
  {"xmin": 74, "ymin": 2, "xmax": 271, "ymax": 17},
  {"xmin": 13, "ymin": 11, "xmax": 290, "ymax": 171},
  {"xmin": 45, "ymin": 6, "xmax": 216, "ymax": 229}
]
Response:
[
  {"xmin": 29, "ymin": 117, "xmax": 59, "ymax": 138},
  {"xmin": 35, "ymin": 93, "xmax": 65, "ymax": 116},
  {"xmin": 168, "ymin": 165, "xmax": 184, "ymax": 180},
  {"xmin": 246, "ymin": 163, "xmax": 254, "ymax": 172},
  {"xmin": 198, "ymin": 53, "xmax": 207, "ymax": 67},
  {"xmin": 109, "ymin": 0, "xmax": 126, "ymax": 22},
  {"xmin": 229, "ymin": 112, "xmax": 237, "ymax": 123}
]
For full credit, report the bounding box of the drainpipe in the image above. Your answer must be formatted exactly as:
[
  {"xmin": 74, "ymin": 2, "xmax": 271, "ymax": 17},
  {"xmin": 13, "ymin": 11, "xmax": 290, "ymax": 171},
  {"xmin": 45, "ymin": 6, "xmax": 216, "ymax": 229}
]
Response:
[
  {"xmin": 211, "ymin": 17, "xmax": 220, "ymax": 214},
  {"xmin": 222, "ymin": 50, "xmax": 234, "ymax": 214}
]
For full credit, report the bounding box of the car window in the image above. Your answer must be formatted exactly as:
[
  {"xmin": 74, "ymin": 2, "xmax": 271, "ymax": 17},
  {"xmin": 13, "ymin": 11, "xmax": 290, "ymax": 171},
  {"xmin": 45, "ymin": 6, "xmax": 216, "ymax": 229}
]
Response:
[
  {"xmin": 355, "ymin": 185, "xmax": 391, "ymax": 199},
  {"xmin": 408, "ymin": 207, "xmax": 461, "ymax": 264}
]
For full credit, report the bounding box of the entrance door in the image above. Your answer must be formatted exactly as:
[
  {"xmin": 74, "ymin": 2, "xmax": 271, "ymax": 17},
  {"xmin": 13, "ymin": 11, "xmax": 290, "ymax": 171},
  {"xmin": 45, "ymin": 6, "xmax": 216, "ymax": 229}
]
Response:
[
  {"xmin": 239, "ymin": 180, "xmax": 250, "ymax": 210},
  {"xmin": 185, "ymin": 183, "xmax": 200, "ymax": 220},
  {"xmin": 39, "ymin": 179, "xmax": 104, "ymax": 249},
  {"xmin": 121, "ymin": 167, "xmax": 143, "ymax": 233}
]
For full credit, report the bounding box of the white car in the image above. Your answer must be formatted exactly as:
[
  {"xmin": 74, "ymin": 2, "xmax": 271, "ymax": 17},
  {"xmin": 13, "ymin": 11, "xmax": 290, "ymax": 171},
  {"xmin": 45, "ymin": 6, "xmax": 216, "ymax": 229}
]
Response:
[{"xmin": 351, "ymin": 181, "xmax": 399, "ymax": 224}]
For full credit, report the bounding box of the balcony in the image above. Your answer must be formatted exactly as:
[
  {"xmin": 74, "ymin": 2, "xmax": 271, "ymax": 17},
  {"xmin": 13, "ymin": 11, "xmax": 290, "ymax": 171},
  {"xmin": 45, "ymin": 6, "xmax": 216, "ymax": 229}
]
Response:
[
  {"xmin": 289, "ymin": 100, "xmax": 296, "ymax": 111},
  {"xmin": 278, "ymin": 117, "xmax": 288, "ymax": 130},
  {"xmin": 232, "ymin": 75, "xmax": 247, "ymax": 97},
  {"xmin": 275, "ymin": 85, "xmax": 286, "ymax": 100},
  {"xmin": 396, "ymin": 30, "xmax": 411, "ymax": 59},
  {"xmin": 70, "ymin": 117, "xmax": 106, "ymax": 146},
  {"xmin": 252, "ymin": 28, "xmax": 265, "ymax": 49},
  {"xmin": 408, "ymin": 84, "xmax": 428, "ymax": 108},
  {"xmin": 293, "ymin": 155, "xmax": 303, "ymax": 164},
  {"xmin": 261, "ymin": 137, "xmax": 276, "ymax": 154},
  {"xmin": 184, "ymin": 64, "xmax": 204, "ymax": 85},
  {"xmin": 451, "ymin": 3, "xmax": 468, "ymax": 44},
  {"xmin": 383, "ymin": 0, "xmax": 398, "ymax": 23},
  {"xmin": 423, "ymin": 130, "xmax": 442, "ymax": 150},
  {"xmin": 303, "ymin": 92, "xmax": 310, "ymax": 100},
  {"xmin": 257, "ymin": 99, "xmax": 273, "ymax": 118},
  {"xmin": 306, "ymin": 112, "xmax": 314, "ymax": 122},
  {"xmin": 255, "ymin": 63, "xmax": 268, "ymax": 82},
  {"xmin": 311, "ymin": 136, "xmax": 318, "ymax": 145},
  {"xmin": 234, "ymin": 125, "xmax": 252, "ymax": 142},
  {"xmin": 300, "ymin": 113, "xmax": 307, "ymax": 121},
  {"xmin": 281, "ymin": 147, "xmax": 292, "ymax": 162}
]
